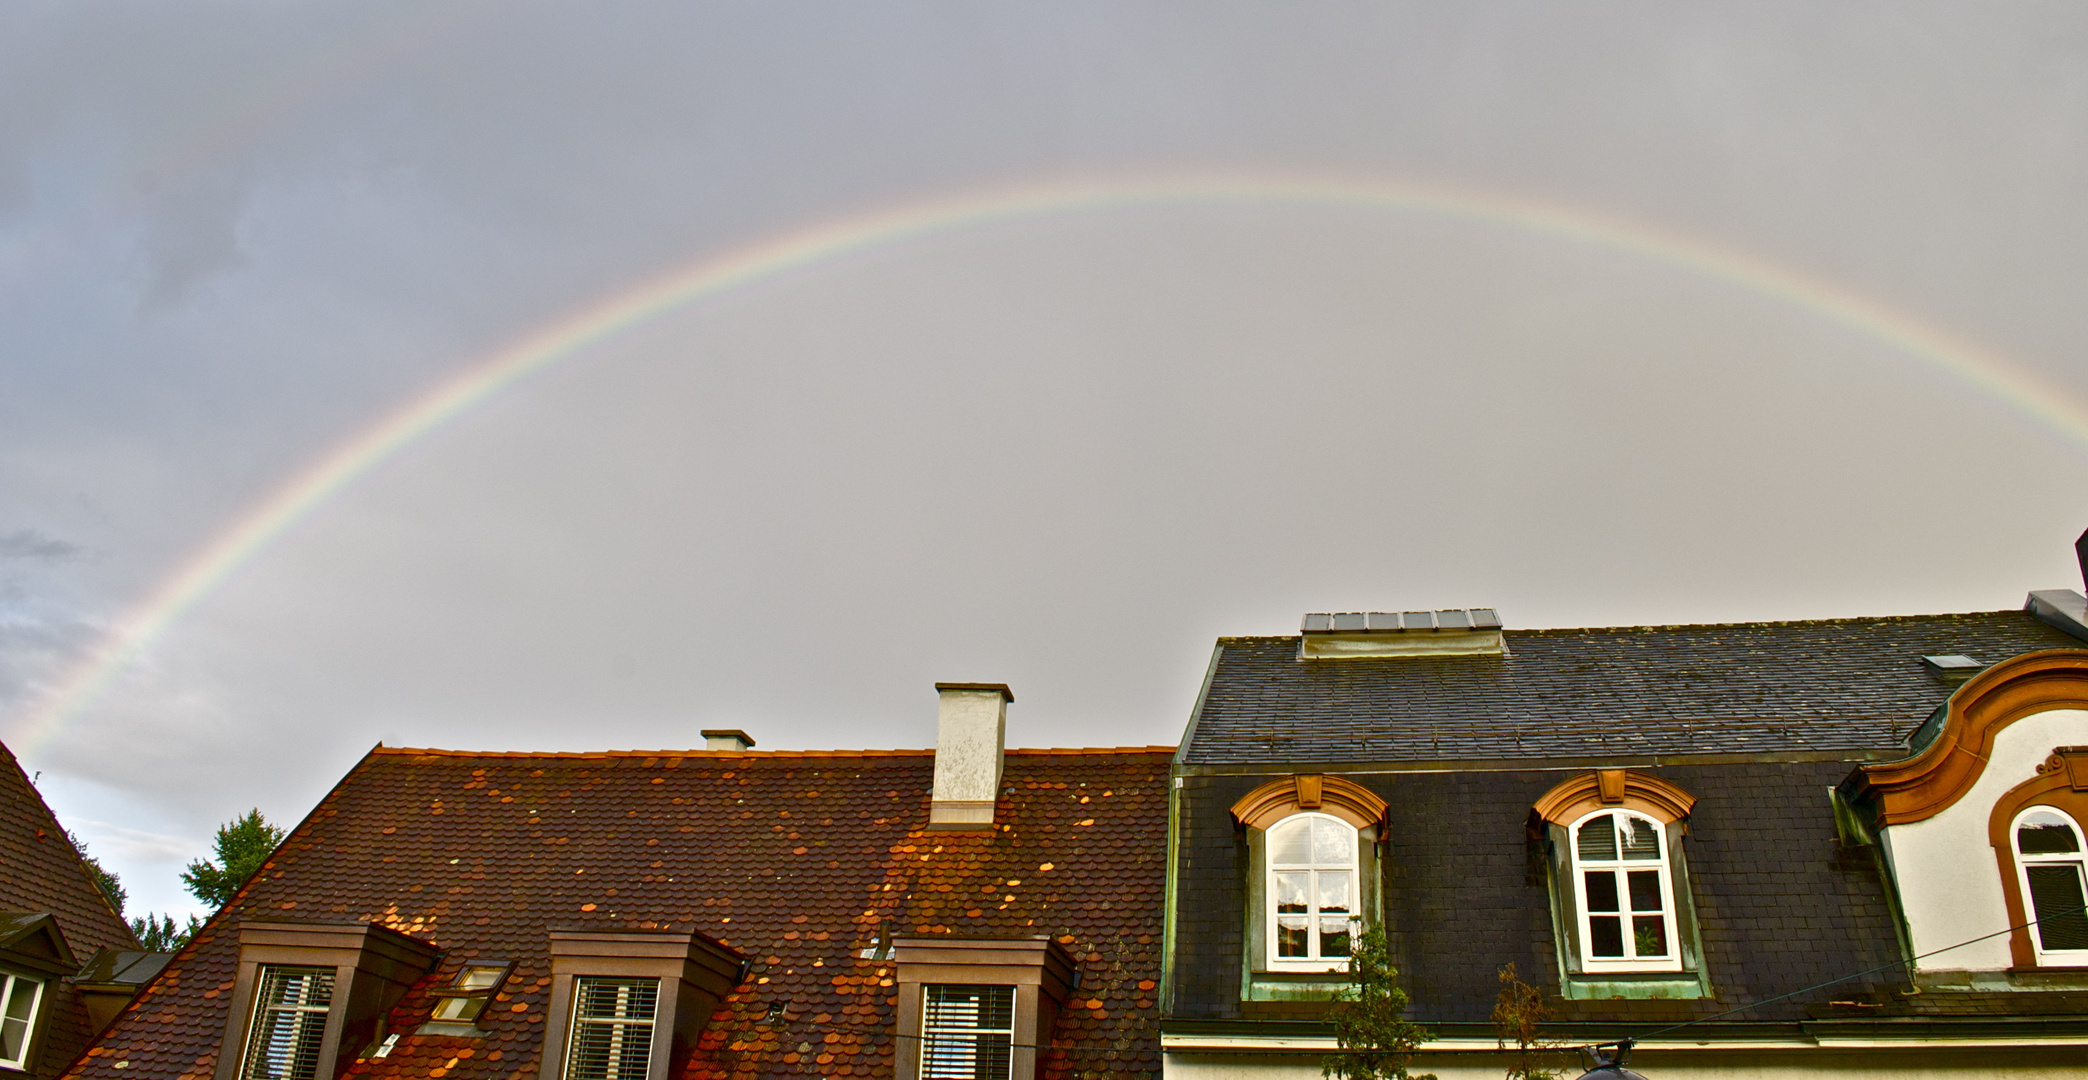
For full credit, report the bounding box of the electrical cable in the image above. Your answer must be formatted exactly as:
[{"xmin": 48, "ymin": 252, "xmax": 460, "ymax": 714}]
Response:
[{"xmin": 1588, "ymin": 900, "xmax": 2088, "ymax": 1051}]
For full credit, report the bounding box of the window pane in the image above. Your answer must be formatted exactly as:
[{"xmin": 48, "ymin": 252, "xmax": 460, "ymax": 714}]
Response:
[
  {"xmin": 1577, "ymin": 817, "xmax": 1617, "ymax": 861},
  {"xmin": 1589, "ymin": 916, "xmax": 1624, "ymax": 958},
  {"xmin": 1274, "ymin": 872, "xmax": 1310, "ymax": 913},
  {"xmin": 2027, "ymin": 864, "xmax": 2088, "ymax": 951},
  {"xmin": 2019, "ymin": 811, "xmax": 2082, "ymax": 855},
  {"xmin": 1621, "ymin": 818, "xmax": 1661, "ymax": 860},
  {"xmin": 431, "ymin": 996, "xmax": 486, "ymax": 1022},
  {"xmin": 454, "ymin": 966, "xmax": 506, "ymax": 991},
  {"xmin": 1632, "ymin": 916, "xmax": 1669, "ymax": 958},
  {"xmin": 1312, "ymin": 818, "xmax": 1356, "ymax": 864},
  {"xmin": 1270, "ymin": 819, "xmax": 1312, "ymax": 865},
  {"xmin": 1277, "ymin": 916, "xmax": 1310, "ymax": 957},
  {"xmin": 0, "ymin": 978, "xmax": 31, "ymax": 1064},
  {"xmin": 1626, "ymin": 870, "xmax": 1664, "ymax": 914},
  {"xmin": 1316, "ymin": 871, "xmax": 1352, "ymax": 914},
  {"xmin": 1584, "ymin": 871, "xmax": 1619, "ymax": 913},
  {"xmin": 1319, "ymin": 918, "xmax": 1353, "ymax": 958}
]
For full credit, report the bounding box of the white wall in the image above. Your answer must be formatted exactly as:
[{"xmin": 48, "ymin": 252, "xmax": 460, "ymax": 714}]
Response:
[
  {"xmin": 1879, "ymin": 707, "xmax": 2088, "ymax": 971},
  {"xmin": 1164, "ymin": 1048, "xmax": 2088, "ymax": 1080}
]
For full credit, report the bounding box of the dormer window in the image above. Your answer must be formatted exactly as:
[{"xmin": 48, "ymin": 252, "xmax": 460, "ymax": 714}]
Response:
[
  {"xmin": 240, "ymin": 967, "xmax": 335, "ymax": 1080},
  {"xmin": 213, "ymin": 922, "xmax": 438, "ymax": 1080},
  {"xmin": 0, "ymin": 973, "xmax": 44, "ymax": 1070},
  {"xmin": 1530, "ymin": 769, "xmax": 1704, "ymax": 991},
  {"xmin": 2013, "ymin": 807, "xmax": 2088, "ymax": 964}
]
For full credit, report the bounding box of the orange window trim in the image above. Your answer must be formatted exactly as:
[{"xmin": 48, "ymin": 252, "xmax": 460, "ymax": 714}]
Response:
[
  {"xmin": 1851, "ymin": 650, "xmax": 2088, "ymax": 827},
  {"xmin": 1230, "ymin": 775, "xmax": 1387, "ymax": 831},
  {"xmin": 1530, "ymin": 770, "xmax": 1697, "ymax": 829},
  {"xmin": 1987, "ymin": 749, "xmax": 2088, "ymax": 969}
]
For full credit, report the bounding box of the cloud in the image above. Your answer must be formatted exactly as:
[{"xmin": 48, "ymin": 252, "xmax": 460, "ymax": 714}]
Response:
[
  {"xmin": 0, "ymin": 530, "xmax": 82, "ymax": 562},
  {"xmin": 69, "ymin": 818, "xmax": 200, "ymax": 864}
]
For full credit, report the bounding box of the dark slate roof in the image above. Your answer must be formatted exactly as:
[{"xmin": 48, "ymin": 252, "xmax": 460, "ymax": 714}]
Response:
[
  {"xmin": 0, "ymin": 742, "xmax": 139, "ymax": 1080},
  {"xmin": 71, "ymin": 746, "xmax": 1171, "ymax": 1080},
  {"xmin": 1168, "ymin": 761, "xmax": 1994, "ymax": 1026},
  {"xmin": 1182, "ymin": 610, "xmax": 2086, "ymax": 765}
]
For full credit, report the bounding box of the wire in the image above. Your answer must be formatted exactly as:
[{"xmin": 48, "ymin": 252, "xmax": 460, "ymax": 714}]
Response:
[{"xmin": 1601, "ymin": 900, "xmax": 2088, "ymax": 1047}]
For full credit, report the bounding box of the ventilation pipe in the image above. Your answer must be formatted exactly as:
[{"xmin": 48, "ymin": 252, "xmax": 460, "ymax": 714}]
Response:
[{"xmin": 929, "ymin": 683, "xmax": 1011, "ymax": 830}]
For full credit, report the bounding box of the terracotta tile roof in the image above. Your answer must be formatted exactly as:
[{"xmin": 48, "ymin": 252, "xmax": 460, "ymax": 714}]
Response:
[
  {"xmin": 1184, "ymin": 611, "xmax": 2085, "ymax": 764},
  {"xmin": 0, "ymin": 741, "xmax": 139, "ymax": 1080},
  {"xmin": 71, "ymin": 746, "xmax": 1172, "ymax": 1080}
]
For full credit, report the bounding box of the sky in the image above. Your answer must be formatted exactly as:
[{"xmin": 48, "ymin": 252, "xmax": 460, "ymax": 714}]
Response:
[{"xmin": 5, "ymin": 1, "xmax": 2088, "ymax": 923}]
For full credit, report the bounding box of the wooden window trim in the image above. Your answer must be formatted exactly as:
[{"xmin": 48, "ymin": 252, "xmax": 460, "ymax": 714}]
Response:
[
  {"xmin": 1986, "ymin": 751, "xmax": 2088, "ymax": 969},
  {"xmin": 892, "ymin": 937, "xmax": 1074, "ymax": 1080},
  {"xmin": 212, "ymin": 921, "xmax": 440, "ymax": 1080},
  {"xmin": 537, "ymin": 930, "xmax": 743, "ymax": 1080}
]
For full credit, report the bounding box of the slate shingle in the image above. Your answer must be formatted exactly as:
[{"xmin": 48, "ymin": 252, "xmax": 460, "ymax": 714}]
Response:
[{"xmin": 1184, "ymin": 611, "xmax": 2082, "ymax": 764}]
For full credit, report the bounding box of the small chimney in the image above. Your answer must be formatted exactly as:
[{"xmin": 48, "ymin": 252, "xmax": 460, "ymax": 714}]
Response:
[
  {"xmin": 2077, "ymin": 526, "xmax": 2088, "ymax": 590},
  {"xmin": 929, "ymin": 683, "xmax": 1012, "ymax": 830},
  {"xmin": 702, "ymin": 729, "xmax": 756, "ymax": 752}
]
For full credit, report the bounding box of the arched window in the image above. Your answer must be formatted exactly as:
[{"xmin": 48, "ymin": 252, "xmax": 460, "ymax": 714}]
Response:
[
  {"xmin": 1266, "ymin": 812, "xmax": 1359, "ymax": 969},
  {"xmin": 1569, "ymin": 808, "xmax": 1680, "ymax": 973},
  {"xmin": 2012, "ymin": 806, "xmax": 2088, "ymax": 964}
]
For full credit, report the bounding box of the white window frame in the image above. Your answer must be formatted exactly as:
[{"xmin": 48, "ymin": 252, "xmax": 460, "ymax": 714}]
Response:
[
  {"xmin": 0, "ymin": 972, "xmax": 44, "ymax": 1071},
  {"xmin": 2011, "ymin": 805, "xmax": 2088, "ymax": 966},
  {"xmin": 562, "ymin": 977, "xmax": 659, "ymax": 1080},
  {"xmin": 1568, "ymin": 808, "xmax": 1682, "ymax": 974},
  {"xmin": 1264, "ymin": 811, "xmax": 1361, "ymax": 972},
  {"xmin": 920, "ymin": 984, "xmax": 1015, "ymax": 1080}
]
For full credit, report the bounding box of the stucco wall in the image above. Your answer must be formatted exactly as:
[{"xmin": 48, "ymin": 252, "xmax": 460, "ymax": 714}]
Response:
[{"xmin": 1879, "ymin": 707, "xmax": 2088, "ymax": 971}]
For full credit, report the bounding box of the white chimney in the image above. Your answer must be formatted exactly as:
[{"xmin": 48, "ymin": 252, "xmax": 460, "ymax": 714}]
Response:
[
  {"xmin": 702, "ymin": 728, "xmax": 756, "ymax": 751},
  {"xmin": 929, "ymin": 682, "xmax": 1011, "ymax": 830}
]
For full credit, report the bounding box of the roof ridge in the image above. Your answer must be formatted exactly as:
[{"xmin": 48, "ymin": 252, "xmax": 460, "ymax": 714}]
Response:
[
  {"xmin": 1215, "ymin": 608, "xmax": 2032, "ymax": 644},
  {"xmin": 370, "ymin": 744, "xmax": 1176, "ymax": 759}
]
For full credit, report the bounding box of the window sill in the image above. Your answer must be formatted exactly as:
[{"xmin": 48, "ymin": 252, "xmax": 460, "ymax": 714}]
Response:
[
  {"xmin": 1245, "ymin": 970, "xmax": 1351, "ymax": 1002},
  {"xmin": 1560, "ymin": 970, "xmax": 1708, "ymax": 1001}
]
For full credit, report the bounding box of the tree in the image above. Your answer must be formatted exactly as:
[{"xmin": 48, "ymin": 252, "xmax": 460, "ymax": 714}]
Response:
[
  {"xmin": 68, "ymin": 831, "xmax": 127, "ymax": 915},
  {"xmin": 129, "ymin": 913, "xmax": 202, "ymax": 952},
  {"xmin": 181, "ymin": 809, "xmax": 284, "ymax": 909},
  {"xmin": 1491, "ymin": 963, "xmax": 1562, "ymax": 1080},
  {"xmin": 1323, "ymin": 925, "xmax": 1436, "ymax": 1080}
]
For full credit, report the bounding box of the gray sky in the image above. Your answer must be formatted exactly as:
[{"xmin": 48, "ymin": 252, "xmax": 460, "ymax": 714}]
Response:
[{"xmin": 5, "ymin": 1, "xmax": 2088, "ymax": 922}]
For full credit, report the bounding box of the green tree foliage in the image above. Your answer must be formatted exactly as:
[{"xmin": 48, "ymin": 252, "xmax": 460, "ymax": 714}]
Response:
[
  {"xmin": 68, "ymin": 831, "xmax": 127, "ymax": 916},
  {"xmin": 181, "ymin": 809, "xmax": 285, "ymax": 909},
  {"xmin": 1490, "ymin": 963, "xmax": 1562, "ymax": 1080},
  {"xmin": 129, "ymin": 913, "xmax": 203, "ymax": 952},
  {"xmin": 1323, "ymin": 925, "xmax": 1437, "ymax": 1080}
]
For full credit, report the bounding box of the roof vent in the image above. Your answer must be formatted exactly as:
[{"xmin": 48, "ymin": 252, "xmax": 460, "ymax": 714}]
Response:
[
  {"xmin": 2027, "ymin": 590, "xmax": 2088, "ymax": 644},
  {"xmin": 1920, "ymin": 654, "xmax": 1985, "ymax": 684},
  {"xmin": 702, "ymin": 729, "xmax": 756, "ymax": 751},
  {"xmin": 1299, "ymin": 609, "xmax": 1505, "ymax": 659}
]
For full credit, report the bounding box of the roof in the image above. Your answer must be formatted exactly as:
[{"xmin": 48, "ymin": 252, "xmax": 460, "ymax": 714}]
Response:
[
  {"xmin": 1181, "ymin": 610, "xmax": 2085, "ymax": 765},
  {"xmin": 71, "ymin": 745, "xmax": 1172, "ymax": 1080},
  {"xmin": 1167, "ymin": 760, "xmax": 2041, "ymax": 1027},
  {"xmin": 0, "ymin": 741, "xmax": 139, "ymax": 1079}
]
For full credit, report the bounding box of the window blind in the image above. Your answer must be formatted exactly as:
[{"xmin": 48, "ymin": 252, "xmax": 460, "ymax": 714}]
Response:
[
  {"xmin": 241, "ymin": 967, "xmax": 335, "ymax": 1080},
  {"xmin": 565, "ymin": 978, "xmax": 659, "ymax": 1080},
  {"xmin": 922, "ymin": 984, "xmax": 1014, "ymax": 1080}
]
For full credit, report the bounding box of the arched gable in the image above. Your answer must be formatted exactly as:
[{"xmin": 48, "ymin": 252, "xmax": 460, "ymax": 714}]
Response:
[
  {"xmin": 1851, "ymin": 650, "xmax": 2088, "ymax": 825},
  {"xmin": 1229, "ymin": 774, "xmax": 1387, "ymax": 830},
  {"xmin": 1530, "ymin": 769, "xmax": 1697, "ymax": 828}
]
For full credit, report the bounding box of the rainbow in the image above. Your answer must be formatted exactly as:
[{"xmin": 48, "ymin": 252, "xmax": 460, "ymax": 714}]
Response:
[{"xmin": 12, "ymin": 171, "xmax": 2088, "ymax": 756}]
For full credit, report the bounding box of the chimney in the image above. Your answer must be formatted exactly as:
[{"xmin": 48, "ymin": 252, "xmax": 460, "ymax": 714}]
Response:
[
  {"xmin": 2077, "ymin": 526, "xmax": 2088, "ymax": 590},
  {"xmin": 702, "ymin": 729, "xmax": 756, "ymax": 751},
  {"xmin": 929, "ymin": 682, "xmax": 1012, "ymax": 830}
]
